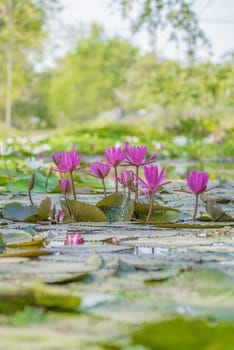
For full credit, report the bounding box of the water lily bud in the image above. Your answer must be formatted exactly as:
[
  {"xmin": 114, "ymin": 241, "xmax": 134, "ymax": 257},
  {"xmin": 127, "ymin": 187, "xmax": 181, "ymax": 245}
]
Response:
[{"xmin": 28, "ymin": 173, "xmax": 35, "ymax": 192}]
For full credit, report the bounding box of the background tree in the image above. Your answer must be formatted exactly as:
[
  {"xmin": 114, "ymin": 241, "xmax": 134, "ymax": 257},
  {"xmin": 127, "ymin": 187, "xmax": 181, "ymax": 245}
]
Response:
[
  {"xmin": 46, "ymin": 24, "xmax": 138, "ymax": 125},
  {"xmin": 0, "ymin": 0, "xmax": 59, "ymax": 127},
  {"xmin": 112, "ymin": 0, "xmax": 209, "ymax": 57}
]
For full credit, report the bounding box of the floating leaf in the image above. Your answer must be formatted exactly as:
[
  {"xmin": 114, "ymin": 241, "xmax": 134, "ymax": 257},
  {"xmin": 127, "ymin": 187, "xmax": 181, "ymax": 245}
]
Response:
[
  {"xmin": 131, "ymin": 318, "xmax": 234, "ymax": 350},
  {"xmin": 97, "ymin": 194, "xmax": 134, "ymax": 222},
  {"xmin": 6, "ymin": 233, "xmax": 48, "ymax": 249},
  {"xmin": 114, "ymin": 259, "xmax": 135, "ymax": 275},
  {"xmin": 206, "ymin": 200, "xmax": 234, "ymax": 222},
  {"xmin": 0, "ymin": 249, "xmax": 52, "ymax": 258},
  {"xmin": 37, "ymin": 197, "xmax": 52, "ymax": 220},
  {"xmin": 86, "ymin": 252, "xmax": 104, "ymax": 270},
  {"xmin": 0, "ymin": 283, "xmax": 82, "ymax": 314},
  {"xmin": 2, "ymin": 202, "xmax": 38, "ymax": 221},
  {"xmin": 2, "ymin": 230, "xmax": 34, "ymax": 244},
  {"xmin": 134, "ymin": 202, "xmax": 179, "ymax": 223},
  {"xmin": 47, "ymin": 272, "xmax": 92, "ymax": 285},
  {"xmin": 201, "ymin": 193, "xmax": 231, "ymax": 204},
  {"xmin": 61, "ymin": 199, "xmax": 108, "ymax": 222}
]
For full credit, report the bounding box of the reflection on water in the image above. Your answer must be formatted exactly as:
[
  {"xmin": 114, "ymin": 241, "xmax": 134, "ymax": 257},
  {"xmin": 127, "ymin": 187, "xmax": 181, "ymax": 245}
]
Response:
[{"xmin": 135, "ymin": 246, "xmax": 169, "ymax": 255}]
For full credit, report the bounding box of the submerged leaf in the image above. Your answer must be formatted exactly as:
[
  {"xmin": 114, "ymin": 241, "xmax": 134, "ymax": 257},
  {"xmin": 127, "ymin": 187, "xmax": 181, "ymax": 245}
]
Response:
[{"xmin": 97, "ymin": 194, "xmax": 134, "ymax": 222}]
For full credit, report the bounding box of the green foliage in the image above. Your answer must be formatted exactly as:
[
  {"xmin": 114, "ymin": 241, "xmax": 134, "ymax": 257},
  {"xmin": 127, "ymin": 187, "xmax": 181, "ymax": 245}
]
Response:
[
  {"xmin": 0, "ymin": 0, "xmax": 59, "ymax": 127},
  {"xmin": 113, "ymin": 0, "xmax": 208, "ymax": 57},
  {"xmin": 46, "ymin": 24, "xmax": 138, "ymax": 124},
  {"xmin": 122, "ymin": 54, "xmax": 234, "ymax": 110}
]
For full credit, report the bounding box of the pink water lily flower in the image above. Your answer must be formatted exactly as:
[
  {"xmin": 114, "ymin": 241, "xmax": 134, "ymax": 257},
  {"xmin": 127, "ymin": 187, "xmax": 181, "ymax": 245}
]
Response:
[
  {"xmin": 90, "ymin": 162, "xmax": 110, "ymax": 179},
  {"xmin": 104, "ymin": 147, "xmax": 125, "ymax": 193},
  {"xmin": 51, "ymin": 152, "xmax": 62, "ymax": 166},
  {"xmin": 138, "ymin": 165, "xmax": 171, "ymax": 197},
  {"xmin": 181, "ymin": 170, "xmax": 217, "ymax": 220},
  {"xmin": 118, "ymin": 169, "xmax": 135, "ymax": 187},
  {"xmin": 104, "ymin": 147, "xmax": 125, "ymax": 167},
  {"xmin": 118, "ymin": 169, "xmax": 136, "ymax": 199},
  {"xmin": 59, "ymin": 178, "xmax": 72, "ymax": 195},
  {"xmin": 52, "ymin": 150, "xmax": 82, "ymax": 201},
  {"xmin": 89, "ymin": 161, "xmax": 110, "ymax": 197},
  {"xmin": 125, "ymin": 145, "xmax": 157, "ymax": 167},
  {"xmin": 58, "ymin": 151, "xmax": 82, "ymax": 173},
  {"xmin": 65, "ymin": 233, "xmax": 84, "ymax": 245},
  {"xmin": 138, "ymin": 165, "xmax": 171, "ymax": 222},
  {"xmin": 185, "ymin": 170, "xmax": 209, "ymax": 195},
  {"xmin": 125, "ymin": 144, "xmax": 157, "ymax": 201}
]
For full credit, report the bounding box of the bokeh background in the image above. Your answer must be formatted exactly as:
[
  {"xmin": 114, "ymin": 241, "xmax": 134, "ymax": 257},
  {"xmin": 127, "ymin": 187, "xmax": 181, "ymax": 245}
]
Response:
[{"xmin": 0, "ymin": 0, "xmax": 233, "ymax": 167}]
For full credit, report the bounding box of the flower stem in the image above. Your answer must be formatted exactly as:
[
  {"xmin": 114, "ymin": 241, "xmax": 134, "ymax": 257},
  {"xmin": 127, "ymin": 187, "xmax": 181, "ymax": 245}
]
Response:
[
  {"xmin": 114, "ymin": 166, "xmax": 118, "ymax": 193},
  {"xmin": 146, "ymin": 193, "xmax": 154, "ymax": 222},
  {"xmin": 193, "ymin": 194, "xmax": 199, "ymax": 220},
  {"xmin": 101, "ymin": 178, "xmax": 107, "ymax": 197},
  {"xmin": 65, "ymin": 197, "xmax": 72, "ymax": 216},
  {"xmin": 70, "ymin": 170, "xmax": 77, "ymax": 201},
  {"xmin": 28, "ymin": 190, "xmax": 34, "ymax": 206},
  {"xmin": 135, "ymin": 166, "xmax": 139, "ymax": 202},
  {"xmin": 127, "ymin": 188, "xmax": 131, "ymax": 201}
]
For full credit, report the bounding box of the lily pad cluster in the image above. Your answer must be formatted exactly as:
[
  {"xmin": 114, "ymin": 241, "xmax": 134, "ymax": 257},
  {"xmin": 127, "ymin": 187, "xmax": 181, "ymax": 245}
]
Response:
[{"xmin": 0, "ymin": 143, "xmax": 233, "ymax": 225}]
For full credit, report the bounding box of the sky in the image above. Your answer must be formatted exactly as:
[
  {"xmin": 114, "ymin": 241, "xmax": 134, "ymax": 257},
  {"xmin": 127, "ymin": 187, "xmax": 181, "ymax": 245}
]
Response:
[{"xmin": 43, "ymin": 0, "xmax": 234, "ymax": 67}]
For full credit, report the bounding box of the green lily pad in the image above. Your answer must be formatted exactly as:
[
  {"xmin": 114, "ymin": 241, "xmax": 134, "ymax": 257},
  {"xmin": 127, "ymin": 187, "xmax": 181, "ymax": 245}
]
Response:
[
  {"xmin": 0, "ymin": 283, "xmax": 82, "ymax": 314},
  {"xmin": 47, "ymin": 272, "xmax": 92, "ymax": 285},
  {"xmin": 61, "ymin": 199, "xmax": 108, "ymax": 222},
  {"xmin": 134, "ymin": 202, "xmax": 179, "ymax": 223},
  {"xmin": 37, "ymin": 197, "xmax": 52, "ymax": 220},
  {"xmin": 6, "ymin": 233, "xmax": 48, "ymax": 249},
  {"xmin": 131, "ymin": 317, "xmax": 234, "ymax": 350},
  {"xmin": 97, "ymin": 194, "xmax": 134, "ymax": 222},
  {"xmin": 2, "ymin": 202, "xmax": 38, "ymax": 221},
  {"xmin": 206, "ymin": 200, "xmax": 234, "ymax": 222},
  {"xmin": 0, "ymin": 249, "xmax": 53, "ymax": 258}
]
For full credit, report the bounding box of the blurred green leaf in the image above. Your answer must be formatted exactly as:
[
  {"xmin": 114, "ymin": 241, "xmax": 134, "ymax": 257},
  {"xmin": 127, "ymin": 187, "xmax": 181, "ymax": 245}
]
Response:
[{"xmin": 131, "ymin": 318, "xmax": 234, "ymax": 350}]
